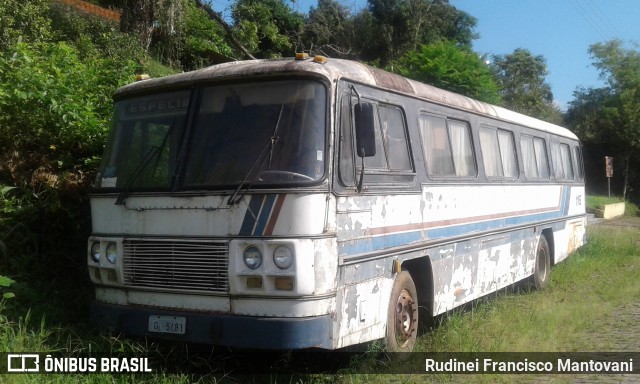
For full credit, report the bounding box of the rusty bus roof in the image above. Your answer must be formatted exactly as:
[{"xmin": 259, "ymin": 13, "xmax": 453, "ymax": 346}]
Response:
[{"xmin": 116, "ymin": 57, "xmax": 578, "ymax": 140}]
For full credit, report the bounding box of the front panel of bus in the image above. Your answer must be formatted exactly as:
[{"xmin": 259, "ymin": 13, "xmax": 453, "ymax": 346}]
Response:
[{"xmin": 87, "ymin": 78, "xmax": 339, "ymax": 349}]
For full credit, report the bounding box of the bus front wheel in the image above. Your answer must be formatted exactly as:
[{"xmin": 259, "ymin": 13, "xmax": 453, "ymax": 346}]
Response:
[
  {"xmin": 385, "ymin": 271, "xmax": 418, "ymax": 352},
  {"xmin": 532, "ymin": 235, "xmax": 550, "ymax": 290}
]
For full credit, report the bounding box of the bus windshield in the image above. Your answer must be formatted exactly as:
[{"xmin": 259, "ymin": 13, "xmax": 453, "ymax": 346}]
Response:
[{"xmin": 95, "ymin": 80, "xmax": 327, "ymax": 190}]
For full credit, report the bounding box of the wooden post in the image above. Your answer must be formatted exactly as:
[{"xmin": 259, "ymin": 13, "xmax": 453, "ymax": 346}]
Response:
[{"xmin": 605, "ymin": 156, "xmax": 613, "ymax": 198}]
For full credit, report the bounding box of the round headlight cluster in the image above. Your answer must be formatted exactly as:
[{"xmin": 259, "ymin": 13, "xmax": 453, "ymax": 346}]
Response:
[
  {"xmin": 90, "ymin": 241, "xmax": 118, "ymax": 264},
  {"xmin": 106, "ymin": 242, "xmax": 117, "ymax": 264},
  {"xmin": 243, "ymin": 246, "xmax": 263, "ymax": 269},
  {"xmin": 90, "ymin": 242, "xmax": 101, "ymax": 262},
  {"xmin": 273, "ymin": 245, "xmax": 293, "ymax": 269}
]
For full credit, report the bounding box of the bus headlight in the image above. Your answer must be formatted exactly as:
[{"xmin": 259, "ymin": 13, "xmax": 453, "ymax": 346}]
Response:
[
  {"xmin": 243, "ymin": 246, "xmax": 263, "ymax": 269},
  {"xmin": 90, "ymin": 242, "xmax": 101, "ymax": 262},
  {"xmin": 106, "ymin": 242, "xmax": 117, "ymax": 264},
  {"xmin": 273, "ymin": 245, "xmax": 293, "ymax": 269}
]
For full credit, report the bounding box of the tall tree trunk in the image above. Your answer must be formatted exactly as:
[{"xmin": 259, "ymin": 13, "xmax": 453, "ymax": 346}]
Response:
[
  {"xmin": 120, "ymin": 0, "xmax": 155, "ymax": 52},
  {"xmin": 623, "ymin": 152, "xmax": 631, "ymax": 200}
]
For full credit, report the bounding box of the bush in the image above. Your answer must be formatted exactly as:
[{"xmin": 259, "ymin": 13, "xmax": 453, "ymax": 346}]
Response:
[
  {"xmin": 48, "ymin": 2, "xmax": 146, "ymax": 71},
  {"xmin": 0, "ymin": 0, "xmax": 51, "ymax": 50},
  {"xmin": 0, "ymin": 40, "xmax": 135, "ymax": 323},
  {"xmin": 0, "ymin": 41, "xmax": 135, "ymax": 189}
]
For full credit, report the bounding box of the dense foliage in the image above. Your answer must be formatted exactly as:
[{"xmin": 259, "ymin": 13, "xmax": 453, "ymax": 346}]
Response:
[
  {"xmin": 181, "ymin": 1, "xmax": 234, "ymax": 69},
  {"xmin": 395, "ymin": 41, "xmax": 502, "ymax": 104},
  {"xmin": 0, "ymin": 0, "xmax": 51, "ymax": 50},
  {"xmin": 566, "ymin": 40, "xmax": 640, "ymax": 199},
  {"xmin": 492, "ymin": 48, "xmax": 563, "ymax": 124},
  {"xmin": 0, "ymin": 0, "xmax": 137, "ymax": 321}
]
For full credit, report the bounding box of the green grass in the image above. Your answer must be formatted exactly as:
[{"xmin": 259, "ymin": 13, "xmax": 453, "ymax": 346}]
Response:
[
  {"xmin": 586, "ymin": 195, "xmax": 639, "ymax": 216},
  {"xmin": 1, "ymin": 224, "xmax": 639, "ymax": 383},
  {"xmin": 143, "ymin": 58, "xmax": 181, "ymax": 78},
  {"xmin": 586, "ymin": 195, "xmax": 626, "ymax": 208}
]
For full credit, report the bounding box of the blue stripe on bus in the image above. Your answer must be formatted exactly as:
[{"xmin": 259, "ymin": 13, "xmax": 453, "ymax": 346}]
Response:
[
  {"xmin": 253, "ymin": 194, "xmax": 277, "ymax": 235},
  {"xmin": 339, "ymin": 186, "xmax": 572, "ymax": 257},
  {"xmin": 239, "ymin": 194, "xmax": 265, "ymax": 236},
  {"xmin": 561, "ymin": 185, "xmax": 571, "ymax": 216}
]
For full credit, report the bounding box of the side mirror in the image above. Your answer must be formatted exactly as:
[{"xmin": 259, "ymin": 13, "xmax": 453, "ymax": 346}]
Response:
[{"xmin": 354, "ymin": 103, "xmax": 376, "ymax": 157}]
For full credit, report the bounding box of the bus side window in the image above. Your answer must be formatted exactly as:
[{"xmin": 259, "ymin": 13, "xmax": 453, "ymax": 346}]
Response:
[
  {"xmin": 562, "ymin": 143, "xmax": 575, "ymax": 180},
  {"xmin": 574, "ymin": 146, "xmax": 585, "ymax": 181},
  {"xmin": 520, "ymin": 135, "xmax": 550, "ymax": 180},
  {"xmin": 377, "ymin": 104, "xmax": 412, "ymax": 172},
  {"xmin": 419, "ymin": 115, "xmax": 454, "ymax": 176},
  {"xmin": 419, "ymin": 115, "xmax": 475, "ymax": 177},
  {"xmin": 339, "ymin": 96, "xmax": 355, "ymax": 186},
  {"xmin": 479, "ymin": 127, "xmax": 518, "ymax": 178},
  {"xmin": 339, "ymin": 94, "xmax": 413, "ymax": 188},
  {"xmin": 551, "ymin": 141, "xmax": 574, "ymax": 181},
  {"xmin": 534, "ymin": 137, "xmax": 550, "ymax": 179},
  {"xmin": 361, "ymin": 102, "xmax": 387, "ymax": 170}
]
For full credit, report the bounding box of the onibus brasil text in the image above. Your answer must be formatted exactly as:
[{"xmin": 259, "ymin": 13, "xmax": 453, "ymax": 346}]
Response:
[{"xmin": 7, "ymin": 355, "xmax": 152, "ymax": 373}]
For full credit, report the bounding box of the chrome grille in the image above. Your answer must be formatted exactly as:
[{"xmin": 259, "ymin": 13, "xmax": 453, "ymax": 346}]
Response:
[{"xmin": 123, "ymin": 239, "xmax": 228, "ymax": 293}]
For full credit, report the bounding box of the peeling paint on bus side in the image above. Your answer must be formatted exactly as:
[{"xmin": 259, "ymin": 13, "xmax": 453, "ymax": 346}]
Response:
[
  {"xmin": 429, "ymin": 230, "xmax": 538, "ymax": 315},
  {"xmin": 554, "ymin": 186, "xmax": 587, "ymax": 264},
  {"xmin": 335, "ymin": 272, "xmax": 393, "ymax": 349},
  {"xmin": 334, "ymin": 184, "xmax": 571, "ymax": 324}
]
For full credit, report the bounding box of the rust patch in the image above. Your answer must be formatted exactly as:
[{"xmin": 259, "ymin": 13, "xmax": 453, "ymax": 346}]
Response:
[{"xmin": 367, "ymin": 67, "xmax": 414, "ymax": 94}]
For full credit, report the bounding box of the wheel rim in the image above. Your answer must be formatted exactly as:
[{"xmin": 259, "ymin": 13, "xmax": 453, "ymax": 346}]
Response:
[
  {"xmin": 537, "ymin": 244, "xmax": 548, "ymax": 281},
  {"xmin": 394, "ymin": 288, "xmax": 417, "ymax": 347}
]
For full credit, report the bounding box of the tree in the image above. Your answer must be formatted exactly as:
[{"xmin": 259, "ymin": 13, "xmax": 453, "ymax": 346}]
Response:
[
  {"xmin": 492, "ymin": 48, "xmax": 561, "ymax": 123},
  {"xmin": 231, "ymin": 0, "xmax": 304, "ymax": 58},
  {"xmin": 304, "ymin": 0, "xmax": 355, "ymax": 57},
  {"xmin": 566, "ymin": 86, "xmax": 622, "ymax": 195},
  {"xmin": 120, "ymin": 0, "xmax": 187, "ymax": 66},
  {"xmin": 193, "ymin": 0, "xmax": 256, "ymax": 60},
  {"xmin": 181, "ymin": 1, "xmax": 234, "ymax": 69},
  {"xmin": 567, "ymin": 40, "xmax": 640, "ymax": 199},
  {"xmin": 395, "ymin": 41, "xmax": 501, "ymax": 104},
  {"xmin": 119, "ymin": 0, "xmax": 156, "ymax": 51},
  {"xmin": 361, "ymin": 0, "xmax": 477, "ymax": 66}
]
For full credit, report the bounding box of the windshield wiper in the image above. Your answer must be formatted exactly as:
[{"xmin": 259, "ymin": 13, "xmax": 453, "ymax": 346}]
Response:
[
  {"xmin": 227, "ymin": 105, "xmax": 284, "ymax": 206},
  {"xmin": 115, "ymin": 146, "xmax": 160, "ymax": 205},
  {"xmin": 115, "ymin": 125, "xmax": 174, "ymax": 205}
]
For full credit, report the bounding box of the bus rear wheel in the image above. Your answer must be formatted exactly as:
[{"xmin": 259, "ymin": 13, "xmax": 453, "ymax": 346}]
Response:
[
  {"xmin": 385, "ymin": 271, "xmax": 418, "ymax": 352},
  {"xmin": 532, "ymin": 235, "xmax": 550, "ymax": 290}
]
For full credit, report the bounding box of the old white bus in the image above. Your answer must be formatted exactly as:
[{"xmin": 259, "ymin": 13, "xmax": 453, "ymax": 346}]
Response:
[{"xmin": 88, "ymin": 55, "xmax": 586, "ymax": 351}]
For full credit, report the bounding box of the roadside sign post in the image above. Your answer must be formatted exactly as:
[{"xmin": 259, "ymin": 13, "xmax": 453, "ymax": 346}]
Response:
[{"xmin": 605, "ymin": 156, "xmax": 613, "ymax": 197}]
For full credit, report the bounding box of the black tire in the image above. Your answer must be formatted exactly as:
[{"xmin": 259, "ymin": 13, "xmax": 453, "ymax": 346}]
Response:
[
  {"xmin": 532, "ymin": 235, "xmax": 550, "ymax": 290},
  {"xmin": 384, "ymin": 271, "xmax": 418, "ymax": 352}
]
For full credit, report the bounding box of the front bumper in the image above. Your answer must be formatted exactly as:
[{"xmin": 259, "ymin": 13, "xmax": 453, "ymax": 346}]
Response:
[{"xmin": 90, "ymin": 301, "xmax": 334, "ymax": 349}]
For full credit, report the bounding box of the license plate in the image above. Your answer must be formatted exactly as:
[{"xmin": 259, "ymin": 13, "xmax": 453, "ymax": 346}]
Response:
[{"xmin": 148, "ymin": 315, "xmax": 186, "ymax": 335}]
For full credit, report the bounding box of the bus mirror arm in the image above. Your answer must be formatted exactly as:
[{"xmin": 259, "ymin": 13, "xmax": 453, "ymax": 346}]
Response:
[{"xmin": 357, "ymin": 155, "xmax": 365, "ymax": 193}]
